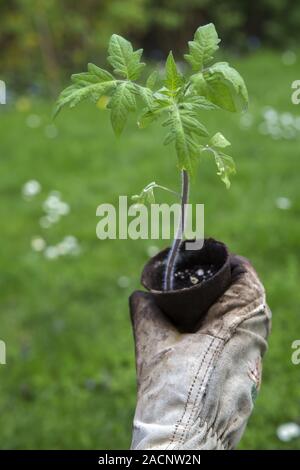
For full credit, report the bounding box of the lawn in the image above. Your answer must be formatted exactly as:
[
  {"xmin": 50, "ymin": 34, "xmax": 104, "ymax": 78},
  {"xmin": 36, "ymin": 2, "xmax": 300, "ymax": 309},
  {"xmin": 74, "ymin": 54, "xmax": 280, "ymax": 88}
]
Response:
[{"xmin": 0, "ymin": 48, "xmax": 300, "ymax": 449}]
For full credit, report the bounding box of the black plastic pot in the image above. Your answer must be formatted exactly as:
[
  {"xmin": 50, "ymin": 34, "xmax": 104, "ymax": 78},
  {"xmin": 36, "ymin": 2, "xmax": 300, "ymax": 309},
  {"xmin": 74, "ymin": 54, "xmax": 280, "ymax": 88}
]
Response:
[{"xmin": 141, "ymin": 238, "xmax": 231, "ymax": 333}]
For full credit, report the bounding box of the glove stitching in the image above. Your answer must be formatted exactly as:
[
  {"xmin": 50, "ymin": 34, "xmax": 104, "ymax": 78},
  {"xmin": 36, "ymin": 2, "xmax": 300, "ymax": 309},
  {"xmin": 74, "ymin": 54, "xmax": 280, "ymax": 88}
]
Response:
[
  {"xmin": 196, "ymin": 304, "xmax": 268, "ymax": 449},
  {"xmin": 177, "ymin": 333, "xmax": 225, "ymax": 447},
  {"xmin": 166, "ymin": 335, "xmax": 217, "ymax": 449},
  {"xmin": 177, "ymin": 303, "xmax": 267, "ymax": 448},
  {"xmin": 166, "ymin": 326, "xmax": 224, "ymax": 449}
]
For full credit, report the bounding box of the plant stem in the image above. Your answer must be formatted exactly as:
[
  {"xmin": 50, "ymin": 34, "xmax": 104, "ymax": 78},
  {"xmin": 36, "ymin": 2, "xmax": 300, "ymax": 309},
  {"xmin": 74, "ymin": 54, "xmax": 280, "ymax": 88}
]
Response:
[{"xmin": 164, "ymin": 169, "xmax": 189, "ymax": 291}]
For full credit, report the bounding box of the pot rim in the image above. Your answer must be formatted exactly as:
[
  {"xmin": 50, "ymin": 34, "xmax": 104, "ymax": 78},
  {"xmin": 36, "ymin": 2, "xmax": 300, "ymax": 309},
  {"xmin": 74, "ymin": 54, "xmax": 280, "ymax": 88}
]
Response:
[{"xmin": 141, "ymin": 238, "xmax": 230, "ymax": 295}]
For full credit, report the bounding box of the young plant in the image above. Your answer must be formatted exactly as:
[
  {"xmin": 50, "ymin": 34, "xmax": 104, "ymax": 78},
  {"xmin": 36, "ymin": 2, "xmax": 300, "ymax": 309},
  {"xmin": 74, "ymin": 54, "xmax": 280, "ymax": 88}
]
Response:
[{"xmin": 55, "ymin": 23, "xmax": 248, "ymax": 292}]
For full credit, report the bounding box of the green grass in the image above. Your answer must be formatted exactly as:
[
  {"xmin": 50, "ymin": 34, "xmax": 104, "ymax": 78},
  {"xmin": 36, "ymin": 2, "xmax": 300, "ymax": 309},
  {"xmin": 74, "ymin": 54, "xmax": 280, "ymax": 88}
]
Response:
[{"xmin": 1, "ymin": 48, "xmax": 300, "ymax": 449}]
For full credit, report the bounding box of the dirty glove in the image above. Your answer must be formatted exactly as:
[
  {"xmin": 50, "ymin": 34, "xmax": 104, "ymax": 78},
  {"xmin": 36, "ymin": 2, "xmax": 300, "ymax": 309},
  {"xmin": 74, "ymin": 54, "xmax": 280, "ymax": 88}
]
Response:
[{"xmin": 130, "ymin": 255, "xmax": 271, "ymax": 450}]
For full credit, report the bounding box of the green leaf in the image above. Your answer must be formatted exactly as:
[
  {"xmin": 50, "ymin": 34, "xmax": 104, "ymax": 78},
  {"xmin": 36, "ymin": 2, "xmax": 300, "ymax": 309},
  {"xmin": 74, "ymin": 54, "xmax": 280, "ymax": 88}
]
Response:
[
  {"xmin": 180, "ymin": 111, "xmax": 209, "ymax": 137},
  {"xmin": 137, "ymin": 98, "xmax": 172, "ymax": 128},
  {"xmin": 152, "ymin": 90, "xmax": 211, "ymax": 175},
  {"xmin": 190, "ymin": 72, "xmax": 207, "ymax": 95},
  {"xmin": 210, "ymin": 132, "xmax": 231, "ymax": 148},
  {"xmin": 146, "ymin": 70, "xmax": 158, "ymax": 90},
  {"xmin": 181, "ymin": 95, "xmax": 218, "ymax": 111},
  {"xmin": 107, "ymin": 34, "xmax": 145, "ymax": 80},
  {"xmin": 137, "ymin": 109, "xmax": 158, "ymax": 129},
  {"xmin": 54, "ymin": 81, "xmax": 116, "ymax": 118},
  {"xmin": 87, "ymin": 63, "xmax": 115, "ymax": 81},
  {"xmin": 184, "ymin": 23, "xmax": 220, "ymax": 71},
  {"xmin": 213, "ymin": 150, "xmax": 236, "ymax": 188},
  {"xmin": 165, "ymin": 104, "xmax": 205, "ymax": 176},
  {"xmin": 163, "ymin": 131, "xmax": 176, "ymax": 145},
  {"xmin": 203, "ymin": 62, "xmax": 249, "ymax": 112},
  {"xmin": 54, "ymin": 62, "xmax": 116, "ymax": 117},
  {"xmin": 71, "ymin": 72, "xmax": 102, "ymax": 85},
  {"xmin": 174, "ymin": 126, "xmax": 198, "ymax": 176},
  {"xmin": 108, "ymin": 82, "xmax": 137, "ymax": 135},
  {"xmin": 134, "ymin": 84, "xmax": 154, "ymax": 108},
  {"xmin": 165, "ymin": 51, "xmax": 183, "ymax": 93}
]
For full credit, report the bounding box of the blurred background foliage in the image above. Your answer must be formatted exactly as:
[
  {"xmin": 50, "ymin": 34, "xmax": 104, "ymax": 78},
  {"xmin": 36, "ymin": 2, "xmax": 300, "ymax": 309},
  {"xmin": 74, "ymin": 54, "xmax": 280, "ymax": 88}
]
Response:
[{"xmin": 1, "ymin": 0, "xmax": 300, "ymax": 94}]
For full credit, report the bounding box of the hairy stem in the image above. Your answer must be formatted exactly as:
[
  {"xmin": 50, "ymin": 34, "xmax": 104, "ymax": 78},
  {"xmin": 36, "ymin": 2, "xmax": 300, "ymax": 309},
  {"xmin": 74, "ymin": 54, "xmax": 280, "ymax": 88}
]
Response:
[{"xmin": 164, "ymin": 170, "xmax": 189, "ymax": 291}]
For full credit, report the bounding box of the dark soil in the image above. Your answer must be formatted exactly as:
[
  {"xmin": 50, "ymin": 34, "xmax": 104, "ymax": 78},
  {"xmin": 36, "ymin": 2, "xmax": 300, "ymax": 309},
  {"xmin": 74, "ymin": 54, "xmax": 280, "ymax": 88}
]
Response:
[{"xmin": 173, "ymin": 263, "xmax": 217, "ymax": 290}]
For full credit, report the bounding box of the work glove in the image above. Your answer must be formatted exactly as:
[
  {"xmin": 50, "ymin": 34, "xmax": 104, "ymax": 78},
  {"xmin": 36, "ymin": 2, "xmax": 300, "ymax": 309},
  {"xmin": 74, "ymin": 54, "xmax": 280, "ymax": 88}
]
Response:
[{"xmin": 130, "ymin": 255, "xmax": 271, "ymax": 450}]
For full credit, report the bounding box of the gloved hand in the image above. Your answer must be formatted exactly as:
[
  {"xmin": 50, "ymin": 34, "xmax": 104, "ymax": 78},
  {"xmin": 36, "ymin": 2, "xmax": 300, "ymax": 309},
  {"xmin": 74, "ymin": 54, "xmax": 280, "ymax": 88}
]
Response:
[{"xmin": 129, "ymin": 255, "xmax": 271, "ymax": 450}]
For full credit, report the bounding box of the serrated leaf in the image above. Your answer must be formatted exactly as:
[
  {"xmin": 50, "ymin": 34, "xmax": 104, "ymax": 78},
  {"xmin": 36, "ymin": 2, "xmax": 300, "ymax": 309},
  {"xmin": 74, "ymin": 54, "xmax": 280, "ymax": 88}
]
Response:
[
  {"xmin": 166, "ymin": 105, "xmax": 202, "ymax": 176},
  {"xmin": 181, "ymin": 94, "xmax": 218, "ymax": 111},
  {"xmin": 87, "ymin": 63, "xmax": 114, "ymax": 81},
  {"xmin": 54, "ymin": 81, "xmax": 116, "ymax": 118},
  {"xmin": 162, "ymin": 116, "xmax": 173, "ymax": 128},
  {"xmin": 190, "ymin": 72, "xmax": 208, "ymax": 95},
  {"xmin": 107, "ymin": 34, "xmax": 145, "ymax": 80},
  {"xmin": 184, "ymin": 23, "xmax": 220, "ymax": 71},
  {"xmin": 213, "ymin": 150, "xmax": 236, "ymax": 188},
  {"xmin": 203, "ymin": 62, "xmax": 248, "ymax": 112},
  {"xmin": 108, "ymin": 82, "xmax": 137, "ymax": 135},
  {"xmin": 71, "ymin": 72, "xmax": 101, "ymax": 85},
  {"xmin": 210, "ymin": 132, "xmax": 231, "ymax": 148},
  {"xmin": 163, "ymin": 130, "xmax": 176, "ymax": 145},
  {"xmin": 146, "ymin": 70, "xmax": 158, "ymax": 90},
  {"xmin": 137, "ymin": 98, "xmax": 172, "ymax": 128},
  {"xmin": 180, "ymin": 113, "xmax": 209, "ymax": 137},
  {"xmin": 157, "ymin": 87, "xmax": 174, "ymax": 98},
  {"xmin": 174, "ymin": 129, "xmax": 198, "ymax": 176},
  {"xmin": 153, "ymin": 94, "xmax": 172, "ymax": 105},
  {"xmin": 54, "ymin": 63, "xmax": 116, "ymax": 117},
  {"xmin": 137, "ymin": 109, "xmax": 158, "ymax": 129},
  {"xmin": 135, "ymin": 84, "xmax": 154, "ymax": 108},
  {"xmin": 165, "ymin": 51, "xmax": 183, "ymax": 93}
]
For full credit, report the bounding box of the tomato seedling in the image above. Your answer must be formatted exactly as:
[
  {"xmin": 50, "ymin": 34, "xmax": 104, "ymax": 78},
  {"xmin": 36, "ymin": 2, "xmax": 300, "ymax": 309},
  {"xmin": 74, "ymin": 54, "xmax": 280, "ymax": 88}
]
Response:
[{"xmin": 55, "ymin": 23, "xmax": 248, "ymax": 291}]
